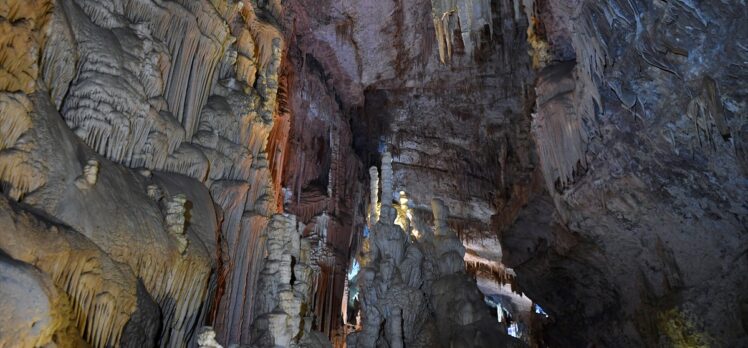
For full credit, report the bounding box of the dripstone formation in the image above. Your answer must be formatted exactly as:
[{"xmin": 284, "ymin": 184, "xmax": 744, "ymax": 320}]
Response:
[
  {"xmin": 1, "ymin": 0, "xmax": 746, "ymax": 346},
  {"xmin": 347, "ymin": 153, "xmax": 524, "ymax": 348}
]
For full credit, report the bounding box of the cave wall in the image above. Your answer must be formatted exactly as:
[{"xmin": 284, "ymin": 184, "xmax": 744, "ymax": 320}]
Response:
[
  {"xmin": 0, "ymin": 0, "xmax": 294, "ymax": 346},
  {"xmin": 503, "ymin": 0, "xmax": 748, "ymax": 346},
  {"xmin": 2, "ymin": 0, "xmax": 746, "ymax": 346}
]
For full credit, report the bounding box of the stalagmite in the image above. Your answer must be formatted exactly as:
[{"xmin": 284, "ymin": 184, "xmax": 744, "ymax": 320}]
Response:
[
  {"xmin": 369, "ymin": 166, "xmax": 380, "ymax": 224},
  {"xmin": 348, "ymin": 154, "xmax": 522, "ymax": 347},
  {"xmin": 165, "ymin": 194, "xmax": 190, "ymax": 254},
  {"xmin": 250, "ymin": 213, "xmax": 325, "ymax": 347},
  {"xmin": 197, "ymin": 327, "xmax": 223, "ymax": 348},
  {"xmin": 395, "ymin": 191, "xmax": 412, "ymax": 235},
  {"xmin": 75, "ymin": 159, "xmax": 100, "ymax": 189},
  {"xmin": 147, "ymin": 184, "xmax": 163, "ymax": 201}
]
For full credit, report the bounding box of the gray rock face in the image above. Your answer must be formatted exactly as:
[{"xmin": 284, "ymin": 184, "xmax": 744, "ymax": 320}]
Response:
[{"xmin": 502, "ymin": 0, "xmax": 748, "ymax": 347}]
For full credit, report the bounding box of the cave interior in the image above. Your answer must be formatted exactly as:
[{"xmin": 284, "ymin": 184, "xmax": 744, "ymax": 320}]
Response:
[{"xmin": 0, "ymin": 0, "xmax": 747, "ymax": 347}]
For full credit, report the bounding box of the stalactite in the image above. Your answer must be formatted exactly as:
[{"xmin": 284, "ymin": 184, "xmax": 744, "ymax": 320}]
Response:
[
  {"xmin": 122, "ymin": 0, "xmax": 234, "ymax": 141},
  {"xmin": 159, "ymin": 143, "xmax": 209, "ymax": 181},
  {"xmin": 431, "ymin": 0, "xmax": 493, "ymax": 60},
  {"xmin": 0, "ymin": 0, "xmax": 53, "ymax": 94},
  {"xmin": 0, "ymin": 93, "xmax": 46, "ymax": 200},
  {"xmin": 267, "ymin": 111, "xmax": 292, "ymax": 211},
  {"xmin": 0, "ymin": 197, "xmax": 140, "ymax": 348},
  {"xmin": 40, "ymin": 3, "xmax": 78, "ymax": 110},
  {"xmin": 0, "ymin": 94, "xmax": 32, "ymax": 151},
  {"xmin": 532, "ymin": 61, "xmax": 592, "ymax": 193},
  {"xmin": 3, "ymin": 1, "xmax": 289, "ymax": 347},
  {"xmin": 0, "ymin": 0, "xmax": 52, "ymax": 200}
]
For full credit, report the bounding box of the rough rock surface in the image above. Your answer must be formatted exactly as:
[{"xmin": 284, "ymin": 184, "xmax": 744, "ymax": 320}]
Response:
[
  {"xmin": 346, "ymin": 155, "xmax": 524, "ymax": 347},
  {"xmin": 249, "ymin": 213, "xmax": 327, "ymax": 347},
  {"xmin": 502, "ymin": 0, "xmax": 748, "ymax": 347},
  {"xmin": 0, "ymin": 0, "xmax": 285, "ymax": 346},
  {"xmin": 2, "ymin": 0, "xmax": 746, "ymax": 346}
]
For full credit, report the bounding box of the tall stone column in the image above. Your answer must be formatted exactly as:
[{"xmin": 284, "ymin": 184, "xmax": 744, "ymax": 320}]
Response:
[{"xmin": 368, "ymin": 166, "xmax": 379, "ymax": 224}]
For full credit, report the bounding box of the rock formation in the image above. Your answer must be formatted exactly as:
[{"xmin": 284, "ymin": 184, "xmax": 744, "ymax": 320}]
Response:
[
  {"xmin": 1, "ymin": 0, "xmax": 746, "ymax": 347},
  {"xmin": 347, "ymin": 155, "xmax": 524, "ymax": 348},
  {"xmin": 0, "ymin": 0, "xmax": 288, "ymax": 346},
  {"xmin": 249, "ymin": 213, "xmax": 328, "ymax": 347},
  {"xmin": 501, "ymin": 1, "xmax": 748, "ymax": 347}
]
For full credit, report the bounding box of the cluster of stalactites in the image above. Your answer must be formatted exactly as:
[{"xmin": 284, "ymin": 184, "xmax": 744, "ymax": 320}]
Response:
[
  {"xmin": 0, "ymin": 0, "xmax": 51, "ymax": 200},
  {"xmin": 433, "ymin": 8, "xmax": 457, "ymax": 64},
  {"xmin": 0, "ymin": 197, "xmax": 139, "ymax": 348},
  {"xmin": 431, "ymin": 0, "xmax": 494, "ymax": 63}
]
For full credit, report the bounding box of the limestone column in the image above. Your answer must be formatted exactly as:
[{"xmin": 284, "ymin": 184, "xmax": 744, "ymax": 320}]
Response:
[{"xmin": 369, "ymin": 166, "xmax": 379, "ymax": 224}]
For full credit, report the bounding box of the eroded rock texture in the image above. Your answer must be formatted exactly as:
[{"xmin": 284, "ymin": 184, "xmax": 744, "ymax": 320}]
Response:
[
  {"xmin": 0, "ymin": 0, "xmax": 291, "ymax": 346},
  {"xmin": 2, "ymin": 0, "xmax": 746, "ymax": 346},
  {"xmin": 346, "ymin": 155, "xmax": 524, "ymax": 347},
  {"xmin": 502, "ymin": 0, "xmax": 748, "ymax": 347}
]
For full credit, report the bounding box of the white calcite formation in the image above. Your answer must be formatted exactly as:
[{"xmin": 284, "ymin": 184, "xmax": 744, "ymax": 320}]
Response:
[
  {"xmin": 431, "ymin": 0, "xmax": 494, "ymax": 63},
  {"xmin": 368, "ymin": 166, "xmax": 379, "ymax": 224},
  {"xmin": 74, "ymin": 159, "xmax": 99, "ymax": 189},
  {"xmin": 0, "ymin": 0, "xmax": 285, "ymax": 347},
  {"xmin": 196, "ymin": 327, "xmax": 223, "ymax": 348},
  {"xmin": 165, "ymin": 194, "xmax": 189, "ymax": 255},
  {"xmin": 347, "ymin": 155, "xmax": 524, "ymax": 348},
  {"xmin": 3, "ymin": 0, "xmax": 743, "ymax": 346},
  {"xmin": 250, "ymin": 213, "xmax": 328, "ymax": 347}
]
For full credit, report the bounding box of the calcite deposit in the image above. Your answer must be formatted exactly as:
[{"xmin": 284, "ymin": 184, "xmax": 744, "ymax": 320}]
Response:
[
  {"xmin": 1, "ymin": 0, "xmax": 746, "ymax": 347},
  {"xmin": 346, "ymin": 155, "xmax": 523, "ymax": 347}
]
